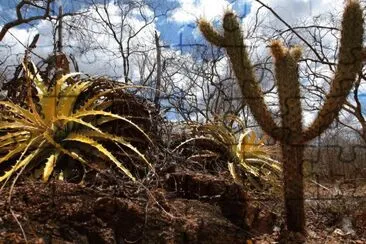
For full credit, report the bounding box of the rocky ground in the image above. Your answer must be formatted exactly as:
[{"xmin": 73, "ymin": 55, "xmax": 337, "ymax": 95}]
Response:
[{"xmin": 0, "ymin": 164, "xmax": 365, "ymax": 243}]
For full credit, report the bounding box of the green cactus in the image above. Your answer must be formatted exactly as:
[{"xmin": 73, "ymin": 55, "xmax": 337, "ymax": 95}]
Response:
[{"xmin": 199, "ymin": 0, "xmax": 363, "ymax": 234}]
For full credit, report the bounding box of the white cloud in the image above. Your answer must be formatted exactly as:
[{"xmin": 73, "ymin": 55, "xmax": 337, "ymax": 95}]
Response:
[
  {"xmin": 0, "ymin": 0, "xmax": 362, "ymax": 124},
  {"xmin": 0, "ymin": 0, "xmax": 347, "ymax": 77},
  {"xmin": 170, "ymin": 0, "xmax": 232, "ymax": 23},
  {"xmin": 62, "ymin": 2, "xmax": 157, "ymax": 79},
  {"xmin": 241, "ymin": 0, "xmax": 352, "ymax": 126},
  {"xmin": 171, "ymin": 0, "xmax": 344, "ymax": 25},
  {"xmin": 247, "ymin": 0, "xmax": 343, "ymax": 22},
  {"xmin": 0, "ymin": 20, "xmax": 54, "ymax": 69},
  {"xmin": 0, "ymin": 1, "xmax": 158, "ymax": 82}
]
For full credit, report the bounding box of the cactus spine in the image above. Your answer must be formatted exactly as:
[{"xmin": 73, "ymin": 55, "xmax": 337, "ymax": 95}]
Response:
[{"xmin": 199, "ymin": 0, "xmax": 363, "ymax": 234}]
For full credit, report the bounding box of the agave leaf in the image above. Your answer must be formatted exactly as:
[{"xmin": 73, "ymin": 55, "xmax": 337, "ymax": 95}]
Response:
[
  {"xmin": 22, "ymin": 63, "xmax": 48, "ymax": 124},
  {"xmin": 0, "ymin": 137, "xmax": 44, "ymax": 182},
  {"xmin": 41, "ymin": 73, "xmax": 82, "ymax": 123},
  {"xmin": 79, "ymin": 90, "xmax": 118, "ymax": 111},
  {"xmin": 0, "ymin": 153, "xmax": 32, "ymax": 182},
  {"xmin": 57, "ymin": 80, "xmax": 92, "ymax": 117},
  {"xmin": 250, "ymin": 153, "xmax": 281, "ymax": 164},
  {"xmin": 1, "ymin": 65, "xmax": 153, "ymax": 184},
  {"xmin": 76, "ymin": 130, "xmax": 153, "ymax": 170},
  {"xmin": 0, "ymin": 101, "xmax": 43, "ymax": 126},
  {"xmin": 188, "ymin": 153, "xmax": 219, "ymax": 161},
  {"xmin": 237, "ymin": 130, "xmax": 270, "ymax": 160},
  {"xmin": 42, "ymin": 132, "xmax": 87, "ymax": 165},
  {"xmin": 58, "ymin": 171, "xmax": 64, "ymax": 181},
  {"xmin": 93, "ymin": 100, "xmax": 121, "ymax": 111},
  {"xmin": 223, "ymin": 114, "xmax": 246, "ymax": 129},
  {"xmin": 245, "ymin": 130, "xmax": 257, "ymax": 144},
  {"xmin": 40, "ymin": 95, "xmax": 58, "ymax": 123},
  {"xmin": 180, "ymin": 116, "xmax": 281, "ymax": 190},
  {"xmin": 237, "ymin": 130, "xmax": 253, "ymax": 155},
  {"xmin": 0, "ymin": 143, "xmax": 27, "ymax": 164},
  {"xmin": 0, "ymin": 122, "xmax": 40, "ymax": 133},
  {"xmin": 173, "ymin": 136, "xmax": 220, "ymax": 152},
  {"xmin": 0, "ymin": 135, "xmax": 30, "ymax": 148},
  {"xmin": 200, "ymin": 125, "xmax": 225, "ymax": 143},
  {"xmin": 73, "ymin": 110, "xmax": 153, "ymax": 144},
  {"xmin": 22, "ymin": 61, "xmax": 47, "ymax": 96},
  {"xmin": 238, "ymin": 160, "xmax": 260, "ymax": 177},
  {"xmin": 245, "ymin": 157, "xmax": 282, "ymax": 172},
  {"xmin": 54, "ymin": 72, "xmax": 82, "ymax": 98},
  {"xmin": 55, "ymin": 116, "xmax": 106, "ymax": 136},
  {"xmin": 228, "ymin": 162, "xmax": 243, "ymax": 185},
  {"xmin": 0, "ymin": 115, "xmax": 36, "ymax": 127},
  {"xmin": 0, "ymin": 131, "xmax": 30, "ymax": 142},
  {"xmin": 64, "ymin": 133, "xmax": 136, "ymax": 181},
  {"xmin": 0, "ymin": 144, "xmax": 44, "ymax": 182},
  {"xmin": 42, "ymin": 151, "xmax": 59, "ymax": 182},
  {"xmin": 201, "ymin": 124, "xmax": 235, "ymax": 145},
  {"xmin": 95, "ymin": 116, "xmax": 118, "ymax": 126},
  {"xmin": 29, "ymin": 61, "xmax": 47, "ymax": 94},
  {"xmin": 78, "ymin": 85, "xmax": 144, "ymax": 111}
]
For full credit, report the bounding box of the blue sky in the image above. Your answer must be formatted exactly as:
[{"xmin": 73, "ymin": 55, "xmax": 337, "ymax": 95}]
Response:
[
  {"xmin": 0, "ymin": 0, "xmax": 348, "ymax": 54},
  {"xmin": 0, "ymin": 0, "xmax": 256, "ymax": 78},
  {"xmin": 0, "ymin": 0, "xmax": 251, "ymax": 51},
  {"xmin": 1, "ymin": 0, "xmax": 365, "ymax": 120},
  {"xmin": 359, "ymin": 94, "xmax": 366, "ymax": 114},
  {"xmin": 157, "ymin": 0, "xmax": 251, "ymax": 51}
]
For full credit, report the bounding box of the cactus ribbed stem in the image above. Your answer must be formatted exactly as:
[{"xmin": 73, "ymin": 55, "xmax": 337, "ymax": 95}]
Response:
[
  {"xmin": 271, "ymin": 41, "xmax": 303, "ymax": 142},
  {"xmin": 200, "ymin": 12, "xmax": 282, "ymax": 140},
  {"xmin": 282, "ymin": 144, "xmax": 305, "ymax": 231},
  {"xmin": 198, "ymin": 19, "xmax": 225, "ymax": 47},
  {"xmin": 199, "ymin": 0, "xmax": 364, "ymax": 235},
  {"xmin": 303, "ymin": 0, "xmax": 363, "ymax": 141}
]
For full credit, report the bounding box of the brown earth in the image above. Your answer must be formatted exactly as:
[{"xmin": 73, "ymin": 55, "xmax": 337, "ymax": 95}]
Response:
[
  {"xmin": 1, "ymin": 165, "xmax": 365, "ymax": 244},
  {"xmin": 0, "ymin": 168, "xmax": 275, "ymax": 244}
]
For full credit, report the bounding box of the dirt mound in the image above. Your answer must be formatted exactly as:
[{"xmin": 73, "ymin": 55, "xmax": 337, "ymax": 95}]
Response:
[{"xmin": 0, "ymin": 177, "xmax": 254, "ymax": 243}]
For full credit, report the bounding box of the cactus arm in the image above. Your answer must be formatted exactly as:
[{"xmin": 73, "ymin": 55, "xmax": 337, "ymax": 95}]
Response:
[
  {"xmin": 271, "ymin": 41, "xmax": 306, "ymax": 231},
  {"xmin": 198, "ymin": 19, "xmax": 226, "ymax": 47},
  {"xmin": 200, "ymin": 13, "xmax": 282, "ymax": 140},
  {"xmin": 302, "ymin": 0, "xmax": 363, "ymax": 142},
  {"xmin": 271, "ymin": 41, "xmax": 303, "ymax": 142},
  {"xmin": 199, "ymin": 0, "xmax": 363, "ymax": 236}
]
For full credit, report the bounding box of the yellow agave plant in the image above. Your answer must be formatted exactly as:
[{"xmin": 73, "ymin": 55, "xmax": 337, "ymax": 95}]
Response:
[
  {"xmin": 0, "ymin": 62, "xmax": 153, "ymax": 183},
  {"xmin": 230, "ymin": 129, "xmax": 281, "ymax": 188},
  {"xmin": 174, "ymin": 116, "xmax": 281, "ymax": 189}
]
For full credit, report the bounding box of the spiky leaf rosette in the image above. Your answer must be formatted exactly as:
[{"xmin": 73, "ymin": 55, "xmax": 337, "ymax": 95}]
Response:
[
  {"xmin": 0, "ymin": 61, "xmax": 153, "ymax": 183},
  {"xmin": 173, "ymin": 116, "xmax": 281, "ymax": 190}
]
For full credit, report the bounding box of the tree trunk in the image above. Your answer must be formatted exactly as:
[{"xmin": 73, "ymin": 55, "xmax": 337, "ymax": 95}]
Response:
[
  {"xmin": 154, "ymin": 31, "xmax": 162, "ymax": 114},
  {"xmin": 281, "ymin": 143, "xmax": 305, "ymax": 234}
]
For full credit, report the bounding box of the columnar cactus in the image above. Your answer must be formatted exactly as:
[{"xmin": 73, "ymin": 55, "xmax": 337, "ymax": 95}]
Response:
[{"xmin": 199, "ymin": 0, "xmax": 363, "ymax": 234}]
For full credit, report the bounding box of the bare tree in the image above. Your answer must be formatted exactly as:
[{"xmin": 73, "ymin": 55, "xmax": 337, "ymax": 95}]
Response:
[
  {"xmin": 0, "ymin": 0, "xmax": 84, "ymax": 42},
  {"xmin": 63, "ymin": 0, "xmax": 175, "ymax": 83}
]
